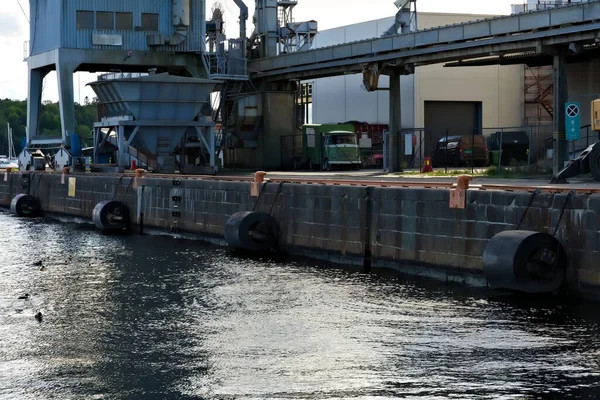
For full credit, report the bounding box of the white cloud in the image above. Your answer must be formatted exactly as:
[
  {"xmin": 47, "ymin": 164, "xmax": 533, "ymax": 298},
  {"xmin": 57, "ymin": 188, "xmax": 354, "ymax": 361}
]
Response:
[{"xmin": 0, "ymin": 0, "xmax": 517, "ymax": 102}]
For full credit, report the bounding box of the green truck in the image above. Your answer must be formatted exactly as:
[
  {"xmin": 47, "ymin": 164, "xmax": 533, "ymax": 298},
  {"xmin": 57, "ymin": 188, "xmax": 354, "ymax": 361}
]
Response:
[{"xmin": 301, "ymin": 123, "xmax": 361, "ymax": 171}]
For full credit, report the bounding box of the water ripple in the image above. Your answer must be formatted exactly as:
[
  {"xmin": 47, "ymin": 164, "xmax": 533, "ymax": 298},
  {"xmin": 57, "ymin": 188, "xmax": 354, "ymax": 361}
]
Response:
[{"xmin": 1, "ymin": 211, "xmax": 600, "ymax": 399}]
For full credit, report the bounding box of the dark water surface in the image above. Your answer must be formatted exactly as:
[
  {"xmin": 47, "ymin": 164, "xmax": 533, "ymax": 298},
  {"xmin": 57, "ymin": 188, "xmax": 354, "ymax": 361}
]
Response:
[{"xmin": 1, "ymin": 210, "xmax": 600, "ymax": 399}]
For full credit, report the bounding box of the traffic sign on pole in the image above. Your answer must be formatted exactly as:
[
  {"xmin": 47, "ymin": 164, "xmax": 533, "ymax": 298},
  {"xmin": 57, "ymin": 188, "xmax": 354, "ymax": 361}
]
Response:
[{"xmin": 565, "ymin": 102, "xmax": 581, "ymax": 141}]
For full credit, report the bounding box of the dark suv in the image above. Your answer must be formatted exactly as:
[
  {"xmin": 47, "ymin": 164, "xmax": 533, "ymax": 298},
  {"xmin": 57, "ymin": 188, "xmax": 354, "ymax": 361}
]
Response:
[{"xmin": 431, "ymin": 134, "xmax": 488, "ymax": 167}]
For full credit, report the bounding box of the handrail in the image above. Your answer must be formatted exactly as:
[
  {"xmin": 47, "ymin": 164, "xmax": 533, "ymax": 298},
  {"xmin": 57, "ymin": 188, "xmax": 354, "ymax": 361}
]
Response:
[
  {"xmin": 543, "ymin": 124, "xmax": 599, "ymax": 156},
  {"xmin": 23, "ymin": 170, "xmax": 600, "ymax": 195}
]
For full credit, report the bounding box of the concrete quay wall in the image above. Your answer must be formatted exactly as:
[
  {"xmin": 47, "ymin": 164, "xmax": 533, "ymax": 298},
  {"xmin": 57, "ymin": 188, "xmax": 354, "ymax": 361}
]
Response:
[{"xmin": 1, "ymin": 173, "xmax": 599, "ymax": 299}]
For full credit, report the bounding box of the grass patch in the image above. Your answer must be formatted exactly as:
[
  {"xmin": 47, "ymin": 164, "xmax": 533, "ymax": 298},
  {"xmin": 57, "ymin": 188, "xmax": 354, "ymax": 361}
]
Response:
[
  {"xmin": 399, "ymin": 169, "xmax": 485, "ymax": 177},
  {"xmin": 482, "ymin": 165, "xmax": 540, "ymax": 178},
  {"xmin": 392, "ymin": 165, "xmax": 545, "ymax": 179}
]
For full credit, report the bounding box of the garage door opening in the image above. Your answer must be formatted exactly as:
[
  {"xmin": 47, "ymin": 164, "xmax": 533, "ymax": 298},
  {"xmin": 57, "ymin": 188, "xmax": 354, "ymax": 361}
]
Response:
[{"xmin": 424, "ymin": 101, "xmax": 483, "ymax": 157}]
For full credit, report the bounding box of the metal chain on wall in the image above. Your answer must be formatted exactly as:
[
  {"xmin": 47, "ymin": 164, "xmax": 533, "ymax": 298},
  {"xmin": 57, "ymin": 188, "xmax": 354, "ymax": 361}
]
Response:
[{"xmin": 516, "ymin": 189, "xmax": 541, "ymax": 230}]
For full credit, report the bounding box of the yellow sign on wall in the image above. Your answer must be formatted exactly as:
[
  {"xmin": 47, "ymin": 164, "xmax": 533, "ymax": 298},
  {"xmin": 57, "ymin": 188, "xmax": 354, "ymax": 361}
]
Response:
[{"xmin": 68, "ymin": 177, "xmax": 76, "ymax": 197}]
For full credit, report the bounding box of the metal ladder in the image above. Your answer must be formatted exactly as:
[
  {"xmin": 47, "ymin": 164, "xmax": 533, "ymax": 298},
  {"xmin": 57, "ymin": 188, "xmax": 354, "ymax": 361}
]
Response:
[
  {"xmin": 157, "ymin": 136, "xmax": 178, "ymax": 172},
  {"xmin": 213, "ymin": 80, "xmax": 248, "ymax": 157},
  {"xmin": 156, "ymin": 136, "xmax": 172, "ymax": 159}
]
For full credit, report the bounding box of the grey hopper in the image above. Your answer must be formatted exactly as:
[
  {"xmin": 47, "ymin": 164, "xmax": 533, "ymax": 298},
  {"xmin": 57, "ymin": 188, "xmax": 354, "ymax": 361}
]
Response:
[{"xmin": 88, "ymin": 73, "xmax": 221, "ymax": 158}]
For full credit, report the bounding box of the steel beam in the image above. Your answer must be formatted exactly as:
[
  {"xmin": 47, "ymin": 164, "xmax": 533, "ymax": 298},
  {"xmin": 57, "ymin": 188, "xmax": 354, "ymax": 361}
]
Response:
[
  {"xmin": 195, "ymin": 126, "xmax": 216, "ymax": 170},
  {"xmin": 250, "ymin": 8, "xmax": 600, "ymax": 81},
  {"xmin": 30, "ymin": 136, "xmax": 64, "ymax": 145},
  {"xmin": 553, "ymin": 52, "xmax": 569, "ymax": 175},
  {"xmin": 251, "ymin": 28, "xmax": 600, "ymax": 80},
  {"xmin": 127, "ymin": 126, "xmax": 141, "ymax": 145},
  {"xmin": 389, "ymin": 73, "xmax": 402, "ymax": 173},
  {"xmin": 251, "ymin": 1, "xmax": 600, "ymax": 72},
  {"xmin": 56, "ymin": 56, "xmax": 78, "ymax": 147},
  {"xmin": 26, "ymin": 68, "xmax": 49, "ymax": 144},
  {"xmin": 117, "ymin": 125, "xmax": 127, "ymax": 167}
]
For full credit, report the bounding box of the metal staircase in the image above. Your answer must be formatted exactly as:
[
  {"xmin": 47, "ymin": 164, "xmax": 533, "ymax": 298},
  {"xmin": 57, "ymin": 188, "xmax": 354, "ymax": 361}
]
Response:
[
  {"xmin": 156, "ymin": 136, "xmax": 179, "ymax": 172},
  {"xmin": 524, "ymin": 65, "xmax": 553, "ymax": 126},
  {"xmin": 94, "ymin": 129, "xmax": 159, "ymax": 171},
  {"xmin": 213, "ymin": 80, "xmax": 252, "ymax": 156}
]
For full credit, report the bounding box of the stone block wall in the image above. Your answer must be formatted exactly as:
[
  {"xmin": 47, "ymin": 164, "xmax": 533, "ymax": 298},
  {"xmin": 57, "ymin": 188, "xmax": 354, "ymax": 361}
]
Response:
[
  {"xmin": 1, "ymin": 172, "xmax": 599, "ymax": 299},
  {"xmin": 0, "ymin": 173, "xmax": 138, "ymax": 219}
]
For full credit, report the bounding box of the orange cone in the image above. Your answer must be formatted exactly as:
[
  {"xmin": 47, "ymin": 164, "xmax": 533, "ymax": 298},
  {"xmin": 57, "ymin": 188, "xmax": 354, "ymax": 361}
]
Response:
[{"xmin": 422, "ymin": 157, "xmax": 433, "ymax": 173}]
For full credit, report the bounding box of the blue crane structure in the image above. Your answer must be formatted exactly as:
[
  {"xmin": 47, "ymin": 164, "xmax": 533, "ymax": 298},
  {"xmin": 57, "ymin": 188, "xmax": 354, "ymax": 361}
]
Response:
[{"xmin": 21, "ymin": 0, "xmax": 600, "ymax": 175}]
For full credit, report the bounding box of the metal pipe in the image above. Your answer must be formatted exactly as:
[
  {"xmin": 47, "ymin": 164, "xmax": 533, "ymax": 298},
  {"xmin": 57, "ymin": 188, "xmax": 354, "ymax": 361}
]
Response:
[{"xmin": 233, "ymin": 0, "xmax": 249, "ymax": 39}]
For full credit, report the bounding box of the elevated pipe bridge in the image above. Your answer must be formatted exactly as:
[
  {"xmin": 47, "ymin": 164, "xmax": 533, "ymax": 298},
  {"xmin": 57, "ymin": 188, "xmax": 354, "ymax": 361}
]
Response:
[{"xmin": 249, "ymin": 0, "xmax": 600, "ymax": 81}]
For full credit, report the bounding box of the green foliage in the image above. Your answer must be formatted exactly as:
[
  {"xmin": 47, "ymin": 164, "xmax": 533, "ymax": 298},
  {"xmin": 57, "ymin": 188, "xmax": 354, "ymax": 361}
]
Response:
[
  {"xmin": 398, "ymin": 169, "xmax": 484, "ymax": 177},
  {"xmin": 0, "ymin": 99, "xmax": 97, "ymax": 155}
]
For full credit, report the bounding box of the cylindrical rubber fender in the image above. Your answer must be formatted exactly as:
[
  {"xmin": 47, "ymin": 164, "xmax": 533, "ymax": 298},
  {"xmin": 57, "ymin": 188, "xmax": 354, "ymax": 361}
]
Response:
[
  {"xmin": 92, "ymin": 200, "xmax": 131, "ymax": 232},
  {"xmin": 224, "ymin": 211, "xmax": 279, "ymax": 252},
  {"xmin": 10, "ymin": 194, "xmax": 41, "ymax": 218},
  {"xmin": 483, "ymin": 230, "xmax": 568, "ymax": 294},
  {"xmin": 588, "ymin": 142, "xmax": 600, "ymax": 182}
]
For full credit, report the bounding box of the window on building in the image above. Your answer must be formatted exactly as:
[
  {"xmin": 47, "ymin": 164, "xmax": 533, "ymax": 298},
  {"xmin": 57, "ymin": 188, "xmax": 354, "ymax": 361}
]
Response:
[
  {"xmin": 115, "ymin": 12, "xmax": 133, "ymax": 30},
  {"xmin": 76, "ymin": 11, "xmax": 94, "ymax": 29},
  {"xmin": 302, "ymin": 83, "xmax": 312, "ymax": 97},
  {"xmin": 141, "ymin": 13, "xmax": 159, "ymax": 31},
  {"xmin": 96, "ymin": 11, "xmax": 114, "ymax": 30}
]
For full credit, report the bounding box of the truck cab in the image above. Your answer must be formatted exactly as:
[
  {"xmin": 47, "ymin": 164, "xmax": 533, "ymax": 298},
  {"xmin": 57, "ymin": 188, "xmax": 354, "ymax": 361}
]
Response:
[{"xmin": 302, "ymin": 124, "xmax": 361, "ymax": 171}]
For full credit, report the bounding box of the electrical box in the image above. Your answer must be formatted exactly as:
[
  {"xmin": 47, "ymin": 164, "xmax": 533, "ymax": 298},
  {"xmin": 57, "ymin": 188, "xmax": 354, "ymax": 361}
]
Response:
[{"xmin": 592, "ymin": 99, "xmax": 600, "ymax": 131}]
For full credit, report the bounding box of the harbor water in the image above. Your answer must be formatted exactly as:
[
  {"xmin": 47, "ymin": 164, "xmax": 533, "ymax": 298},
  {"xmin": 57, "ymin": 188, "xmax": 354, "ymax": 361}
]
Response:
[{"xmin": 1, "ymin": 210, "xmax": 600, "ymax": 399}]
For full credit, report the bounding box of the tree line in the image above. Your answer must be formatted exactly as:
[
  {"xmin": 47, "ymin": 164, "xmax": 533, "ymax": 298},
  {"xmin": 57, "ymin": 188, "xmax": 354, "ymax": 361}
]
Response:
[{"xmin": 0, "ymin": 99, "xmax": 98, "ymax": 156}]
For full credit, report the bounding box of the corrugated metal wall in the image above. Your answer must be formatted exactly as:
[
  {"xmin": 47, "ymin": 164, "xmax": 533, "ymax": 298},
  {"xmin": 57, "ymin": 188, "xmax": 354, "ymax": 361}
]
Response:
[
  {"xmin": 31, "ymin": 0, "xmax": 206, "ymax": 55},
  {"xmin": 306, "ymin": 13, "xmax": 526, "ymax": 130},
  {"xmin": 307, "ymin": 17, "xmax": 415, "ymax": 127},
  {"xmin": 30, "ymin": 0, "xmax": 62, "ymax": 55}
]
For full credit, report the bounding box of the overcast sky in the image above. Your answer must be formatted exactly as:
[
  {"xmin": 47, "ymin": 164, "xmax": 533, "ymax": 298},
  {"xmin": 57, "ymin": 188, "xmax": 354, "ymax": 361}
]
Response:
[{"xmin": 0, "ymin": 0, "xmax": 518, "ymax": 103}]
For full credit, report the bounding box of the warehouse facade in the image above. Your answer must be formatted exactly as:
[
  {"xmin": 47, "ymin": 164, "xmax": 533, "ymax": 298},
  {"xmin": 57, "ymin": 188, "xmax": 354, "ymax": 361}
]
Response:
[{"xmin": 301, "ymin": 12, "xmax": 526, "ymax": 162}]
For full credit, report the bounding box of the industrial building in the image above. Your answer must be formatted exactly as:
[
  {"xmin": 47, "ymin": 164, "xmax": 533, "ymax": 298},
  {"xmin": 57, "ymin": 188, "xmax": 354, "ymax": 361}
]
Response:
[
  {"xmin": 19, "ymin": 0, "xmax": 600, "ymax": 176},
  {"xmin": 301, "ymin": 11, "xmax": 548, "ymax": 166},
  {"xmin": 296, "ymin": 0, "xmax": 596, "ymax": 168},
  {"xmin": 305, "ymin": 12, "xmax": 524, "ymax": 129}
]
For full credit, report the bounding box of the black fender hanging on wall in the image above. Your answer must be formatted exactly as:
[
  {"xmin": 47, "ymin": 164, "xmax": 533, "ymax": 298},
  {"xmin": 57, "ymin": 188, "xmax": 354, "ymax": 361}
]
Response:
[
  {"xmin": 10, "ymin": 194, "xmax": 41, "ymax": 218},
  {"xmin": 224, "ymin": 211, "xmax": 279, "ymax": 252},
  {"xmin": 483, "ymin": 230, "xmax": 568, "ymax": 294},
  {"xmin": 92, "ymin": 200, "xmax": 131, "ymax": 233}
]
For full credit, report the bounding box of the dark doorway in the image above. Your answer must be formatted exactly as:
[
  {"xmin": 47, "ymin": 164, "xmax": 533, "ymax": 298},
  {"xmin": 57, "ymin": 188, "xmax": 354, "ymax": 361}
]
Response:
[{"xmin": 424, "ymin": 101, "xmax": 483, "ymax": 156}]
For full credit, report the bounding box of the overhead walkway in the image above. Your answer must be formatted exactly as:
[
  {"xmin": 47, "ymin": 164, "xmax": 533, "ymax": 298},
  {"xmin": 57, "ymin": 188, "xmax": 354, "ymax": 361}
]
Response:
[{"xmin": 249, "ymin": 0, "xmax": 600, "ymax": 81}]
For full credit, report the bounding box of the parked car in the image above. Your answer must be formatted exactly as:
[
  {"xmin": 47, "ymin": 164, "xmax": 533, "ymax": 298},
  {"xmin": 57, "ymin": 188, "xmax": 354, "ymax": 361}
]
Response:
[
  {"xmin": 431, "ymin": 134, "xmax": 488, "ymax": 167},
  {"xmin": 362, "ymin": 153, "xmax": 383, "ymax": 168}
]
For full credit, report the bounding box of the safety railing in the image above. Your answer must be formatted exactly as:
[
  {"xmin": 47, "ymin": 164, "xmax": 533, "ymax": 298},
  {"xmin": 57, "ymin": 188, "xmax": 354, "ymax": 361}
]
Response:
[
  {"xmin": 382, "ymin": 129, "xmax": 429, "ymax": 171},
  {"xmin": 277, "ymin": 125, "xmax": 574, "ymax": 174},
  {"xmin": 204, "ymin": 53, "xmax": 248, "ymax": 78},
  {"xmin": 543, "ymin": 124, "xmax": 600, "ymax": 160},
  {"xmin": 383, "ymin": 126, "xmax": 540, "ymax": 174},
  {"xmin": 515, "ymin": 0, "xmax": 587, "ymax": 12},
  {"xmin": 204, "ymin": 38, "xmax": 248, "ymax": 79},
  {"xmin": 98, "ymin": 71, "xmax": 148, "ymax": 81}
]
